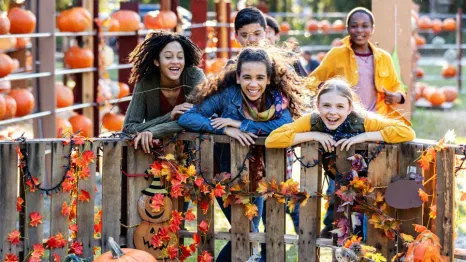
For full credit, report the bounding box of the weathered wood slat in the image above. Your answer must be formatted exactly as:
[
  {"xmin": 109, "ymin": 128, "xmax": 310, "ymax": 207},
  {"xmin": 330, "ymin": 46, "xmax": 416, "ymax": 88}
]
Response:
[
  {"xmin": 0, "ymin": 144, "xmax": 19, "ymax": 259},
  {"xmin": 125, "ymin": 146, "xmax": 154, "ymax": 248},
  {"xmin": 366, "ymin": 145, "xmax": 398, "ymax": 259},
  {"xmin": 298, "ymin": 143, "xmax": 321, "ymax": 262},
  {"xmin": 265, "ymin": 148, "xmax": 286, "ymax": 262},
  {"xmin": 197, "ymin": 136, "xmax": 215, "ymax": 256},
  {"xmin": 49, "ymin": 142, "xmax": 72, "ymax": 261},
  {"xmin": 230, "ymin": 140, "xmax": 251, "ymax": 262},
  {"xmin": 76, "ymin": 142, "xmax": 97, "ymax": 259},
  {"xmin": 101, "ymin": 141, "xmax": 122, "ymax": 251},
  {"xmin": 24, "ymin": 143, "xmax": 45, "ymax": 256},
  {"xmin": 435, "ymin": 148, "xmax": 455, "ymax": 261}
]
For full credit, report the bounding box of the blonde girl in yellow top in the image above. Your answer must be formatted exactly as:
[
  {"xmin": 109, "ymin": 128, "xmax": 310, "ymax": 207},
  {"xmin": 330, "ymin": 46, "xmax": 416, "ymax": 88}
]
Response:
[{"xmin": 309, "ymin": 7, "xmax": 409, "ymax": 124}]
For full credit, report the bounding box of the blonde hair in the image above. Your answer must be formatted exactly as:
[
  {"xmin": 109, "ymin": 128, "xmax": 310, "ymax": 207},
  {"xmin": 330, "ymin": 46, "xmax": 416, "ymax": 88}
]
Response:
[{"xmin": 315, "ymin": 78, "xmax": 365, "ymax": 114}]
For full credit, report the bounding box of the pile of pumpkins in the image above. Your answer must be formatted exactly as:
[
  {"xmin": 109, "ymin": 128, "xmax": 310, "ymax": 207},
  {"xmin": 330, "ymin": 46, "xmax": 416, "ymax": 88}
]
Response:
[
  {"xmin": 414, "ymin": 82, "xmax": 458, "ymax": 107},
  {"xmin": 0, "ymin": 82, "xmax": 35, "ymax": 120},
  {"xmin": 304, "ymin": 19, "xmax": 346, "ymax": 33},
  {"xmin": 417, "ymin": 15, "xmax": 457, "ymax": 33}
]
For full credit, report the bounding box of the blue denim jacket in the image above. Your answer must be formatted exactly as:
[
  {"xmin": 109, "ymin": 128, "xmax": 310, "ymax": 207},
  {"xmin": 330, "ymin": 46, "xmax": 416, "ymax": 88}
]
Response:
[{"xmin": 178, "ymin": 85, "xmax": 292, "ymax": 136}]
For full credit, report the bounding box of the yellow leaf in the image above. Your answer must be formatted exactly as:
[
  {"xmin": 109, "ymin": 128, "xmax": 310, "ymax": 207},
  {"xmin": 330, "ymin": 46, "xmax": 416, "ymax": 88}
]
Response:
[
  {"xmin": 244, "ymin": 203, "xmax": 258, "ymax": 220},
  {"xmin": 375, "ymin": 192, "xmax": 384, "ymax": 203},
  {"xmin": 400, "ymin": 233, "xmax": 414, "ymax": 243},
  {"xmin": 429, "ymin": 204, "xmax": 437, "ymax": 219},
  {"xmin": 186, "ymin": 164, "xmax": 197, "ymax": 177},
  {"xmin": 256, "ymin": 179, "xmax": 268, "ymax": 194},
  {"xmin": 418, "ymin": 188, "xmax": 429, "ymax": 203},
  {"xmin": 162, "ymin": 154, "xmax": 175, "ymax": 161}
]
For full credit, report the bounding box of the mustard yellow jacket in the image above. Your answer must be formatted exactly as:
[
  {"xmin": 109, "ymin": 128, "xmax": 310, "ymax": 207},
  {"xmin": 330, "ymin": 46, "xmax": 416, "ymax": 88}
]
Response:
[
  {"xmin": 309, "ymin": 36, "xmax": 409, "ymax": 124},
  {"xmin": 265, "ymin": 113, "xmax": 416, "ymax": 148}
]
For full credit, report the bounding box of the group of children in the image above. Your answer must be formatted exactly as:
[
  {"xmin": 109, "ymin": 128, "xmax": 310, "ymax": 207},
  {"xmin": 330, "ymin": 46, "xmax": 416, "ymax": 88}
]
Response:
[{"xmin": 122, "ymin": 6, "xmax": 415, "ymax": 262}]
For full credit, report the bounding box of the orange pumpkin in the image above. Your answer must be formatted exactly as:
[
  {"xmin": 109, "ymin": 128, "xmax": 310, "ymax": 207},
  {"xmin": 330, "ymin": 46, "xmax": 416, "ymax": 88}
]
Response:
[
  {"xmin": 15, "ymin": 37, "xmax": 30, "ymax": 49},
  {"xmin": 0, "ymin": 37, "xmax": 16, "ymax": 50},
  {"xmin": 441, "ymin": 86, "xmax": 458, "ymax": 102},
  {"xmin": 2, "ymin": 95, "xmax": 16, "ymax": 119},
  {"xmin": 280, "ymin": 22, "xmax": 291, "ymax": 32},
  {"xmin": 414, "ymin": 34, "xmax": 425, "ymax": 46},
  {"xmin": 316, "ymin": 52, "xmax": 327, "ymax": 62},
  {"xmin": 0, "ymin": 53, "xmax": 14, "ymax": 78},
  {"xmin": 422, "ymin": 86, "xmax": 435, "ymax": 100},
  {"xmin": 405, "ymin": 227, "xmax": 442, "ymax": 262},
  {"xmin": 11, "ymin": 58, "xmax": 19, "ymax": 72},
  {"xmin": 118, "ymin": 82, "xmax": 130, "ymax": 98},
  {"xmin": 56, "ymin": 117, "xmax": 72, "ymax": 137},
  {"xmin": 431, "ymin": 19, "xmax": 443, "ymax": 33},
  {"xmin": 0, "ymin": 95, "xmax": 5, "ymax": 120},
  {"xmin": 306, "ymin": 19, "xmax": 319, "ymax": 32},
  {"xmin": 0, "ymin": 12, "xmax": 10, "ymax": 34},
  {"xmin": 441, "ymin": 65, "xmax": 457, "ymax": 78},
  {"xmin": 8, "ymin": 7, "xmax": 36, "ymax": 34},
  {"xmin": 443, "ymin": 18, "xmax": 456, "ymax": 31},
  {"xmin": 426, "ymin": 89, "xmax": 446, "ymax": 106},
  {"xmin": 102, "ymin": 112, "xmax": 125, "ymax": 131},
  {"xmin": 64, "ymin": 46, "xmax": 94, "ymax": 69},
  {"xmin": 56, "ymin": 82, "xmax": 74, "ymax": 108},
  {"xmin": 415, "ymin": 67, "xmax": 424, "ymax": 78},
  {"xmin": 111, "ymin": 10, "xmax": 141, "ymax": 32},
  {"xmin": 69, "ymin": 114, "xmax": 93, "ymax": 137},
  {"xmin": 106, "ymin": 18, "xmax": 120, "ymax": 32},
  {"xmin": 318, "ymin": 20, "xmax": 331, "ymax": 32},
  {"xmin": 144, "ymin": 10, "xmax": 178, "ymax": 30},
  {"xmin": 332, "ymin": 19, "xmax": 345, "ymax": 31},
  {"xmin": 57, "ymin": 7, "xmax": 92, "ymax": 32},
  {"xmin": 8, "ymin": 88, "xmax": 35, "ymax": 117},
  {"xmin": 417, "ymin": 16, "xmax": 432, "ymax": 30},
  {"xmin": 94, "ymin": 237, "xmax": 157, "ymax": 262},
  {"xmin": 0, "ymin": 80, "xmax": 11, "ymax": 94}
]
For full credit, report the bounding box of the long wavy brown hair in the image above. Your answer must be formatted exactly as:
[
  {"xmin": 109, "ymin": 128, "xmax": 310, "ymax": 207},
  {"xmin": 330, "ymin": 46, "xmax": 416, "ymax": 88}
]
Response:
[
  {"xmin": 188, "ymin": 46, "xmax": 313, "ymax": 118},
  {"xmin": 128, "ymin": 30, "xmax": 203, "ymax": 84}
]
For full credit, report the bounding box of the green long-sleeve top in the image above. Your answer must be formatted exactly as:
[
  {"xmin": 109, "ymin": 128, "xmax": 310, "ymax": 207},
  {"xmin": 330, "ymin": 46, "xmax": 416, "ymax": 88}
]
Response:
[{"xmin": 123, "ymin": 66, "xmax": 206, "ymax": 138}]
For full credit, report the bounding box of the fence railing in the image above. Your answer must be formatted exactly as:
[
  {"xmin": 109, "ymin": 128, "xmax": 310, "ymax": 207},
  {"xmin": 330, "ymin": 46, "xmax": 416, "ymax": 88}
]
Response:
[{"xmin": 0, "ymin": 134, "xmax": 464, "ymax": 261}]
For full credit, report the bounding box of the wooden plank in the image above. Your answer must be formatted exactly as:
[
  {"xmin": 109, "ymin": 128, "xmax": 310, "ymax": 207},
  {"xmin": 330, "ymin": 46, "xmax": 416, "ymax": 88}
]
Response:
[
  {"xmin": 265, "ymin": 148, "xmax": 286, "ymax": 262},
  {"xmin": 49, "ymin": 142, "xmax": 72, "ymax": 261},
  {"xmin": 125, "ymin": 147, "xmax": 154, "ymax": 248},
  {"xmin": 422, "ymin": 145, "xmax": 436, "ymax": 230},
  {"xmin": 366, "ymin": 145, "xmax": 398, "ymax": 260},
  {"xmin": 197, "ymin": 136, "xmax": 215, "ymax": 255},
  {"xmin": 435, "ymin": 147, "xmax": 455, "ymax": 261},
  {"xmin": 396, "ymin": 143, "xmax": 423, "ymax": 247},
  {"xmin": 230, "ymin": 139, "xmax": 251, "ymax": 262},
  {"xmin": 101, "ymin": 141, "xmax": 122, "ymax": 251},
  {"xmin": 24, "ymin": 143, "xmax": 45, "ymax": 256},
  {"xmin": 76, "ymin": 142, "xmax": 98, "ymax": 258},
  {"xmin": 81, "ymin": 0, "xmax": 94, "ymax": 132},
  {"xmin": 298, "ymin": 143, "xmax": 321, "ymax": 262},
  {"xmin": 0, "ymin": 144, "xmax": 19, "ymax": 259}
]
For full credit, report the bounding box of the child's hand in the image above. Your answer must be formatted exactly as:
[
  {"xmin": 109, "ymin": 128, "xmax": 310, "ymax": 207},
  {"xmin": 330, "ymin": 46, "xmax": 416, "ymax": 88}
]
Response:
[
  {"xmin": 312, "ymin": 132, "xmax": 336, "ymax": 152},
  {"xmin": 382, "ymin": 88, "xmax": 403, "ymax": 105},
  {"xmin": 335, "ymin": 133, "xmax": 368, "ymax": 151},
  {"xmin": 211, "ymin": 118, "xmax": 241, "ymax": 129},
  {"xmin": 224, "ymin": 127, "xmax": 258, "ymax": 146}
]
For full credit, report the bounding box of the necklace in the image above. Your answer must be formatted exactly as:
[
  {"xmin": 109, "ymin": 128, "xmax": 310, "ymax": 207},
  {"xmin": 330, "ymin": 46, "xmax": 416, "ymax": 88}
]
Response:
[{"xmin": 354, "ymin": 51, "xmax": 373, "ymax": 64}]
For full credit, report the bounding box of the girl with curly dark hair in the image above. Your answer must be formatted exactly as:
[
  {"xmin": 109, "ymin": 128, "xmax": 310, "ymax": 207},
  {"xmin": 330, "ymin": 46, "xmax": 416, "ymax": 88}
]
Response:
[{"xmin": 123, "ymin": 30, "xmax": 205, "ymax": 153}]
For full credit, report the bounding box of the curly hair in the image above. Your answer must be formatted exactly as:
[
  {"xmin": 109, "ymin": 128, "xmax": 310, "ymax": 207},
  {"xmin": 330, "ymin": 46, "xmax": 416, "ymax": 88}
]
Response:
[
  {"xmin": 188, "ymin": 46, "xmax": 313, "ymax": 118},
  {"xmin": 128, "ymin": 30, "xmax": 203, "ymax": 84}
]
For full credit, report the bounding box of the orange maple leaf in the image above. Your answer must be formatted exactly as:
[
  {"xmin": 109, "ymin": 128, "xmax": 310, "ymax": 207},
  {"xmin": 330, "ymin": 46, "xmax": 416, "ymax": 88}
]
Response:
[
  {"xmin": 72, "ymin": 135, "xmax": 85, "ymax": 145},
  {"xmin": 213, "ymin": 183, "xmax": 226, "ymax": 197},
  {"xmin": 375, "ymin": 192, "xmax": 384, "ymax": 203},
  {"xmin": 460, "ymin": 191, "xmax": 466, "ymax": 202},
  {"xmin": 4, "ymin": 253, "xmax": 19, "ymax": 262},
  {"xmin": 80, "ymin": 150, "xmax": 95, "ymax": 165},
  {"xmin": 32, "ymin": 243, "xmax": 45, "ymax": 258},
  {"xmin": 29, "ymin": 212, "xmax": 43, "ymax": 227},
  {"xmin": 256, "ymin": 179, "xmax": 268, "ymax": 194},
  {"xmin": 184, "ymin": 208, "xmax": 196, "ymax": 222},
  {"xmin": 7, "ymin": 230, "xmax": 21, "ymax": 245},
  {"xmin": 16, "ymin": 197, "xmax": 24, "ymax": 212},
  {"xmin": 61, "ymin": 202, "xmax": 70, "ymax": 217},
  {"xmin": 78, "ymin": 189, "xmax": 91, "ymax": 202},
  {"xmin": 149, "ymin": 194, "xmax": 165, "ymax": 212},
  {"xmin": 77, "ymin": 166, "xmax": 90, "ymax": 180},
  {"xmin": 429, "ymin": 204, "xmax": 437, "ymax": 219},
  {"xmin": 69, "ymin": 241, "xmax": 83, "ymax": 255},
  {"xmin": 149, "ymin": 161, "xmax": 162, "ymax": 177},
  {"xmin": 418, "ymin": 188, "xmax": 429, "ymax": 203},
  {"xmin": 198, "ymin": 220, "xmax": 210, "ymax": 235},
  {"xmin": 53, "ymin": 253, "xmax": 60, "ymax": 262},
  {"xmin": 199, "ymin": 250, "xmax": 214, "ymax": 262},
  {"xmin": 244, "ymin": 203, "xmax": 258, "ymax": 220}
]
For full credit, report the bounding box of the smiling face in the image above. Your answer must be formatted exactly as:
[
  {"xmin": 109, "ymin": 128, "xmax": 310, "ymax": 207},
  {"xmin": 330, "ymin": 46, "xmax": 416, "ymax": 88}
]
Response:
[
  {"xmin": 266, "ymin": 26, "xmax": 280, "ymax": 45},
  {"xmin": 235, "ymin": 23, "xmax": 266, "ymax": 47},
  {"xmin": 317, "ymin": 91, "xmax": 353, "ymax": 130},
  {"xmin": 347, "ymin": 12, "xmax": 373, "ymax": 48},
  {"xmin": 154, "ymin": 41, "xmax": 185, "ymax": 83},
  {"xmin": 237, "ymin": 61, "xmax": 270, "ymax": 102}
]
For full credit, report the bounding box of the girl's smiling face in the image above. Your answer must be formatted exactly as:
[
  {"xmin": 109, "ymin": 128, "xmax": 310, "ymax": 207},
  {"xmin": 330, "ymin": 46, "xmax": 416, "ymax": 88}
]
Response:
[
  {"xmin": 154, "ymin": 41, "xmax": 185, "ymax": 82},
  {"xmin": 237, "ymin": 61, "xmax": 270, "ymax": 101},
  {"xmin": 317, "ymin": 91, "xmax": 353, "ymax": 130},
  {"xmin": 347, "ymin": 12, "xmax": 373, "ymax": 47}
]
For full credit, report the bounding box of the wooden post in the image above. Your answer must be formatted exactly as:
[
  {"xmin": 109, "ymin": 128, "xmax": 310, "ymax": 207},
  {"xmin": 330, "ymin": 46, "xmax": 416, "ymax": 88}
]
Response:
[
  {"xmin": 81, "ymin": 0, "xmax": 94, "ymax": 137},
  {"xmin": 92, "ymin": 0, "xmax": 101, "ymax": 136},
  {"xmin": 216, "ymin": 0, "xmax": 229, "ymax": 59},
  {"xmin": 456, "ymin": 8, "xmax": 463, "ymax": 93},
  {"xmin": 371, "ymin": 0, "xmax": 413, "ymax": 121},
  {"xmin": 190, "ymin": 0, "xmax": 208, "ymax": 70}
]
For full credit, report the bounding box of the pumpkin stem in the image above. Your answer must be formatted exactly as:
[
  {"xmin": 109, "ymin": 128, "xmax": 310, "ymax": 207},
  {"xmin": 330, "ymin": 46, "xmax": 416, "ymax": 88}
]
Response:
[{"xmin": 108, "ymin": 237, "xmax": 124, "ymax": 258}]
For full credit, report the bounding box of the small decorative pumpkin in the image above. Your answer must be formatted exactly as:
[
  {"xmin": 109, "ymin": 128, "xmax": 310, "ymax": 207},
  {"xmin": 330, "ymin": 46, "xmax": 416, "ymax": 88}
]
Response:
[
  {"xmin": 443, "ymin": 49, "xmax": 457, "ymax": 64},
  {"xmin": 414, "ymin": 34, "xmax": 425, "ymax": 46},
  {"xmin": 404, "ymin": 227, "xmax": 442, "ymax": 262},
  {"xmin": 0, "ymin": 80, "xmax": 11, "ymax": 94},
  {"xmin": 56, "ymin": 82, "xmax": 74, "ymax": 108},
  {"xmin": 102, "ymin": 45, "xmax": 115, "ymax": 67},
  {"xmin": 144, "ymin": 10, "xmax": 178, "ymax": 30},
  {"xmin": 431, "ymin": 36, "xmax": 445, "ymax": 48},
  {"xmin": 0, "ymin": 12, "xmax": 10, "ymax": 34},
  {"xmin": 431, "ymin": 19, "xmax": 443, "ymax": 33},
  {"xmin": 64, "ymin": 46, "xmax": 94, "ymax": 69},
  {"xmin": 306, "ymin": 19, "xmax": 318, "ymax": 32},
  {"xmin": 279, "ymin": 22, "xmax": 291, "ymax": 33},
  {"xmin": 0, "ymin": 53, "xmax": 14, "ymax": 78},
  {"xmin": 426, "ymin": 89, "xmax": 446, "ymax": 106},
  {"xmin": 111, "ymin": 10, "xmax": 141, "ymax": 32},
  {"xmin": 318, "ymin": 19, "xmax": 331, "ymax": 32},
  {"xmin": 0, "ymin": 37, "xmax": 16, "ymax": 51},
  {"xmin": 69, "ymin": 114, "xmax": 93, "ymax": 137},
  {"xmin": 417, "ymin": 15, "xmax": 432, "ymax": 30},
  {"xmin": 8, "ymin": 7, "xmax": 36, "ymax": 34},
  {"xmin": 106, "ymin": 18, "xmax": 120, "ymax": 32},
  {"xmin": 441, "ymin": 64, "xmax": 457, "ymax": 78},
  {"xmin": 15, "ymin": 37, "xmax": 30, "ymax": 49},
  {"xmin": 0, "ymin": 95, "xmax": 5, "ymax": 120},
  {"xmin": 443, "ymin": 18, "xmax": 456, "ymax": 31},
  {"xmin": 118, "ymin": 82, "xmax": 130, "ymax": 98},
  {"xmin": 2, "ymin": 95, "xmax": 16, "ymax": 120},
  {"xmin": 441, "ymin": 86, "xmax": 458, "ymax": 102},
  {"xmin": 415, "ymin": 67, "xmax": 424, "ymax": 79},
  {"xmin": 56, "ymin": 117, "xmax": 72, "ymax": 137},
  {"xmin": 102, "ymin": 112, "xmax": 125, "ymax": 132},
  {"xmin": 332, "ymin": 19, "xmax": 345, "ymax": 31},
  {"xmin": 94, "ymin": 237, "xmax": 157, "ymax": 262},
  {"xmin": 57, "ymin": 7, "xmax": 92, "ymax": 32},
  {"xmin": 8, "ymin": 88, "xmax": 35, "ymax": 117}
]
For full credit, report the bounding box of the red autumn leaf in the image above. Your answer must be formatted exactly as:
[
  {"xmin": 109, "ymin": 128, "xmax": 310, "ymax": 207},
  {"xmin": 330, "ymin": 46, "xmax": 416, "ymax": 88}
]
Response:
[
  {"xmin": 200, "ymin": 200, "xmax": 210, "ymax": 215},
  {"xmin": 168, "ymin": 220, "xmax": 181, "ymax": 233},
  {"xmin": 94, "ymin": 222, "xmax": 102, "ymax": 236},
  {"xmin": 149, "ymin": 161, "xmax": 162, "ymax": 177},
  {"xmin": 198, "ymin": 220, "xmax": 210, "ymax": 235},
  {"xmin": 171, "ymin": 210, "xmax": 183, "ymax": 225},
  {"xmin": 69, "ymin": 224, "xmax": 79, "ymax": 232},
  {"xmin": 29, "ymin": 212, "xmax": 43, "ymax": 227},
  {"xmin": 413, "ymin": 224, "xmax": 427, "ymax": 233},
  {"xmin": 53, "ymin": 253, "xmax": 60, "ymax": 262},
  {"xmin": 31, "ymin": 243, "xmax": 45, "ymax": 258},
  {"xmin": 194, "ymin": 177, "xmax": 204, "ymax": 187},
  {"xmin": 167, "ymin": 245, "xmax": 179, "ymax": 259},
  {"xmin": 179, "ymin": 245, "xmax": 192, "ymax": 261},
  {"xmin": 170, "ymin": 184, "xmax": 183, "ymax": 198},
  {"xmin": 28, "ymin": 257, "xmax": 42, "ymax": 262},
  {"xmin": 46, "ymin": 233, "xmax": 66, "ymax": 249},
  {"xmin": 81, "ymin": 150, "xmax": 95, "ymax": 165},
  {"xmin": 4, "ymin": 253, "xmax": 19, "ymax": 262},
  {"xmin": 213, "ymin": 183, "xmax": 226, "ymax": 197},
  {"xmin": 150, "ymin": 234, "xmax": 163, "ymax": 248},
  {"xmin": 8, "ymin": 230, "xmax": 21, "ymax": 245},
  {"xmin": 26, "ymin": 177, "xmax": 40, "ymax": 192},
  {"xmin": 16, "ymin": 197, "xmax": 24, "ymax": 212},
  {"xmin": 460, "ymin": 191, "xmax": 466, "ymax": 202},
  {"xmin": 158, "ymin": 227, "xmax": 171, "ymax": 243},
  {"xmin": 149, "ymin": 194, "xmax": 165, "ymax": 212},
  {"xmin": 189, "ymin": 243, "xmax": 197, "ymax": 252},
  {"xmin": 69, "ymin": 241, "xmax": 83, "ymax": 255},
  {"xmin": 77, "ymin": 166, "xmax": 90, "ymax": 180},
  {"xmin": 16, "ymin": 146, "xmax": 23, "ymax": 159},
  {"xmin": 199, "ymin": 250, "xmax": 214, "ymax": 262},
  {"xmin": 184, "ymin": 208, "xmax": 196, "ymax": 222},
  {"xmin": 62, "ymin": 179, "xmax": 75, "ymax": 193},
  {"xmin": 418, "ymin": 188, "xmax": 429, "ymax": 203},
  {"xmin": 200, "ymin": 184, "xmax": 210, "ymax": 194},
  {"xmin": 61, "ymin": 202, "xmax": 71, "ymax": 217},
  {"xmin": 72, "ymin": 135, "xmax": 85, "ymax": 145},
  {"xmin": 175, "ymin": 172, "xmax": 188, "ymax": 184},
  {"xmin": 78, "ymin": 189, "xmax": 91, "ymax": 202},
  {"xmin": 193, "ymin": 233, "xmax": 201, "ymax": 245}
]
